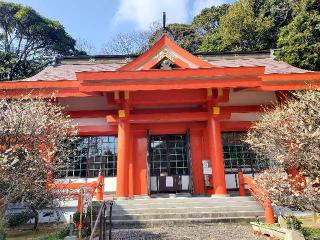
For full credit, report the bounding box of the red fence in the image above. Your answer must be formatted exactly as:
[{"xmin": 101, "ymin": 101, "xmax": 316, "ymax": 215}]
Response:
[
  {"xmin": 48, "ymin": 171, "xmax": 104, "ymax": 211},
  {"xmin": 238, "ymin": 170, "xmax": 275, "ymax": 224}
]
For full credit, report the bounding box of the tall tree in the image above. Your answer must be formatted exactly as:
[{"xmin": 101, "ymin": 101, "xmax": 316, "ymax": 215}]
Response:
[
  {"xmin": 217, "ymin": 0, "xmax": 274, "ymax": 51},
  {"xmin": 0, "ymin": 2, "xmax": 80, "ymax": 81},
  {"xmin": 277, "ymin": 0, "xmax": 320, "ymax": 71},
  {"xmin": 197, "ymin": 32, "xmax": 226, "ymax": 52},
  {"xmin": 193, "ymin": 4, "xmax": 230, "ymax": 53},
  {"xmin": 259, "ymin": 0, "xmax": 295, "ymax": 49},
  {"xmin": 192, "ymin": 4, "xmax": 230, "ymax": 36}
]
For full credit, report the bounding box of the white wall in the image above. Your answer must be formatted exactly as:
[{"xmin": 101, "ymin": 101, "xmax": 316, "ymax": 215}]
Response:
[
  {"xmin": 58, "ymin": 96, "xmax": 115, "ymax": 110},
  {"xmin": 220, "ymin": 89, "xmax": 277, "ymax": 106},
  {"xmin": 72, "ymin": 117, "xmax": 108, "ymax": 126},
  {"xmin": 55, "ymin": 177, "xmax": 117, "ymax": 193},
  {"xmin": 225, "ymin": 173, "xmax": 252, "ymax": 189}
]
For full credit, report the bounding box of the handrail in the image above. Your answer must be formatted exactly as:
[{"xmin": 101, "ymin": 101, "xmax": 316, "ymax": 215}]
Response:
[
  {"xmin": 89, "ymin": 200, "xmax": 113, "ymax": 240},
  {"xmin": 89, "ymin": 201, "xmax": 106, "ymax": 240},
  {"xmin": 238, "ymin": 170, "xmax": 275, "ymax": 224}
]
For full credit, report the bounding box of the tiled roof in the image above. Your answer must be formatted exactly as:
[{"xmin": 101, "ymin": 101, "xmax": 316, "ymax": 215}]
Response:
[
  {"xmin": 22, "ymin": 52, "xmax": 310, "ymax": 82},
  {"xmin": 207, "ymin": 58, "xmax": 309, "ymax": 74},
  {"xmin": 23, "ymin": 63, "xmax": 125, "ymax": 81}
]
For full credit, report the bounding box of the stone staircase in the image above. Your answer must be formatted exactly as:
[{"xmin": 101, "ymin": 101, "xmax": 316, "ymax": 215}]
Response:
[{"xmin": 104, "ymin": 196, "xmax": 264, "ymax": 228}]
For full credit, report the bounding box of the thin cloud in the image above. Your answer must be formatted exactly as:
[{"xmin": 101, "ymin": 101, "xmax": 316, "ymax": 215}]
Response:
[{"xmin": 113, "ymin": 0, "xmax": 189, "ymax": 30}]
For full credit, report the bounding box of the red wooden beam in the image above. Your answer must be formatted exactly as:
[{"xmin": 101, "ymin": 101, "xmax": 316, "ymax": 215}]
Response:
[
  {"xmin": 260, "ymin": 72, "xmax": 320, "ymax": 90},
  {"xmin": 107, "ymin": 112, "xmax": 209, "ymax": 124},
  {"xmin": 66, "ymin": 105, "xmax": 267, "ymax": 119},
  {"xmin": 77, "ymin": 66, "xmax": 265, "ymax": 82},
  {"xmin": 220, "ymin": 121, "xmax": 253, "ymax": 132},
  {"xmin": 130, "ymin": 89, "xmax": 207, "ymax": 106},
  {"xmin": 107, "ymin": 111, "xmax": 231, "ymax": 124},
  {"xmin": 221, "ymin": 105, "xmax": 266, "ymax": 113},
  {"xmin": 0, "ymin": 89, "xmax": 101, "ymax": 99},
  {"xmin": 66, "ymin": 110, "xmax": 116, "ymax": 118},
  {"xmin": 0, "ymin": 80, "xmax": 79, "ymax": 89},
  {"xmin": 132, "ymin": 122, "xmax": 206, "ymax": 134},
  {"xmin": 79, "ymin": 78, "xmax": 262, "ymax": 92},
  {"xmin": 77, "ymin": 125, "xmax": 117, "ymax": 135}
]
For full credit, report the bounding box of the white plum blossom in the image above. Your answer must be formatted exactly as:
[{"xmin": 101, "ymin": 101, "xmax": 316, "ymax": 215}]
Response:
[
  {"xmin": 245, "ymin": 90, "xmax": 320, "ymax": 212},
  {"xmin": 0, "ymin": 94, "xmax": 78, "ymax": 228}
]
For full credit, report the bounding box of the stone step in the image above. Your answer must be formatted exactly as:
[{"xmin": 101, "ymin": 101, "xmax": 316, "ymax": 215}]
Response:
[
  {"xmin": 110, "ymin": 205, "xmax": 263, "ymax": 214},
  {"xmin": 111, "ymin": 210, "xmax": 264, "ymax": 220},
  {"xmin": 91, "ymin": 196, "xmax": 265, "ymax": 229},
  {"xmin": 111, "ymin": 216, "xmax": 263, "ymax": 229},
  {"xmin": 112, "ymin": 196, "xmax": 257, "ymax": 204},
  {"xmin": 111, "ymin": 203, "xmax": 261, "ymax": 211}
]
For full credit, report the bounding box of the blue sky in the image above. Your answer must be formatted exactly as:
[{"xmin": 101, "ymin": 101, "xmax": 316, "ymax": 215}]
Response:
[{"xmin": 7, "ymin": 0, "xmax": 234, "ymax": 53}]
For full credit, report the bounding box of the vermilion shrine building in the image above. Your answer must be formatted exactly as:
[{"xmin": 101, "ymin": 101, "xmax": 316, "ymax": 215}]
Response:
[{"xmin": 1, "ymin": 35, "xmax": 320, "ymax": 198}]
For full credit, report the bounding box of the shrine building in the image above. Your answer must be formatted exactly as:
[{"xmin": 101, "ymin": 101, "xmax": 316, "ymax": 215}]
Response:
[{"xmin": 1, "ymin": 34, "xmax": 320, "ymax": 198}]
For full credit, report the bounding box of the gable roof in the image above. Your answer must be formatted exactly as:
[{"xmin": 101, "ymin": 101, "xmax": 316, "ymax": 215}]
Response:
[
  {"xmin": 119, "ymin": 35, "xmax": 212, "ymax": 71},
  {"xmin": 18, "ymin": 51, "xmax": 309, "ymax": 82}
]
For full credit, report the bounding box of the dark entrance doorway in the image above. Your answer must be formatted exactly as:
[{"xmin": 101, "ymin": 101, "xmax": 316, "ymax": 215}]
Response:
[{"xmin": 147, "ymin": 132, "xmax": 193, "ymax": 194}]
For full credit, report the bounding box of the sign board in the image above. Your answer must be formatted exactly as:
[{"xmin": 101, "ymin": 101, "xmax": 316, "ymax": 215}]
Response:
[
  {"xmin": 83, "ymin": 192, "xmax": 92, "ymax": 214},
  {"xmin": 202, "ymin": 160, "xmax": 212, "ymax": 175},
  {"xmin": 203, "ymin": 167, "xmax": 212, "ymax": 175},
  {"xmin": 166, "ymin": 176, "xmax": 173, "ymax": 187}
]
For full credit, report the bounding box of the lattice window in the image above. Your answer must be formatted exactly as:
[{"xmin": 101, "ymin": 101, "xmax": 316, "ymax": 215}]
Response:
[
  {"xmin": 58, "ymin": 136, "xmax": 117, "ymax": 178},
  {"xmin": 222, "ymin": 132, "xmax": 269, "ymax": 174},
  {"xmin": 150, "ymin": 135, "xmax": 189, "ymax": 176}
]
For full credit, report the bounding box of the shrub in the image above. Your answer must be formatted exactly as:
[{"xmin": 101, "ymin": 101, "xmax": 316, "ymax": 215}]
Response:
[
  {"xmin": 286, "ymin": 215, "xmax": 302, "ymax": 231},
  {"xmin": 72, "ymin": 212, "xmax": 80, "ymax": 224},
  {"xmin": 0, "ymin": 219, "xmax": 6, "ymax": 240},
  {"xmin": 35, "ymin": 226, "xmax": 69, "ymax": 240},
  {"xmin": 6, "ymin": 211, "xmax": 36, "ymax": 228},
  {"xmin": 302, "ymin": 227, "xmax": 320, "ymax": 239},
  {"xmin": 57, "ymin": 226, "xmax": 69, "ymax": 239}
]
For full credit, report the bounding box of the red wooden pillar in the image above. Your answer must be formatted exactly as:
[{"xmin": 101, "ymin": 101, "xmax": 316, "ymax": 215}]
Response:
[
  {"xmin": 208, "ymin": 116, "xmax": 227, "ymax": 195},
  {"xmin": 116, "ymin": 120, "xmax": 130, "ymax": 197},
  {"xmin": 190, "ymin": 129, "xmax": 205, "ymax": 194},
  {"xmin": 128, "ymin": 134, "xmax": 134, "ymax": 198},
  {"xmin": 116, "ymin": 94, "xmax": 131, "ymax": 198}
]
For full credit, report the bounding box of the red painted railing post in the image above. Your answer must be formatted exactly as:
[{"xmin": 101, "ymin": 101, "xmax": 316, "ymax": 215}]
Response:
[
  {"xmin": 239, "ymin": 172, "xmax": 275, "ymax": 224},
  {"xmin": 96, "ymin": 171, "xmax": 104, "ymax": 201},
  {"xmin": 77, "ymin": 191, "xmax": 82, "ymax": 212},
  {"xmin": 265, "ymin": 204, "xmax": 275, "ymax": 224},
  {"xmin": 238, "ymin": 170, "xmax": 246, "ymax": 196}
]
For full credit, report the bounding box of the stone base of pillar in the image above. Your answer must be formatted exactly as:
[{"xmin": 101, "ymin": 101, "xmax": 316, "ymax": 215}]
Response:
[
  {"xmin": 211, "ymin": 194, "xmax": 230, "ymax": 198},
  {"xmin": 133, "ymin": 194, "xmax": 151, "ymax": 199},
  {"xmin": 114, "ymin": 196, "xmax": 131, "ymax": 200}
]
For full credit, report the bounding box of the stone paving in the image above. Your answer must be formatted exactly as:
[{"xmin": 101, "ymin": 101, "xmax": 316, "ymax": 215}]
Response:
[{"xmin": 111, "ymin": 223, "xmax": 266, "ymax": 240}]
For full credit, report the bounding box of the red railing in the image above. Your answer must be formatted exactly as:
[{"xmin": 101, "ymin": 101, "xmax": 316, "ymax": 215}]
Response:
[
  {"xmin": 238, "ymin": 170, "xmax": 275, "ymax": 224},
  {"xmin": 48, "ymin": 171, "xmax": 104, "ymax": 212}
]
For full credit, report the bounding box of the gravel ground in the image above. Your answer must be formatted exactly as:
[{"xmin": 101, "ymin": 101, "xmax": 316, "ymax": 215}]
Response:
[{"xmin": 111, "ymin": 223, "xmax": 266, "ymax": 240}]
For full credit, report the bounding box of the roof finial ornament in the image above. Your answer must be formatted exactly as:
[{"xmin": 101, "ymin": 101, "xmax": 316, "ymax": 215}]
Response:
[
  {"xmin": 163, "ymin": 12, "xmax": 166, "ymax": 29},
  {"xmin": 153, "ymin": 12, "xmax": 174, "ymax": 42}
]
